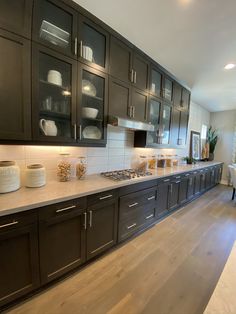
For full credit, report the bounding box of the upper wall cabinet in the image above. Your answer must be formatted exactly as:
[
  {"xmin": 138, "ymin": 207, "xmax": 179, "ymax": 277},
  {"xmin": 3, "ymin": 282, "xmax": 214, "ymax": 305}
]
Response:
[
  {"xmin": 173, "ymin": 83, "xmax": 190, "ymax": 111},
  {"xmin": 109, "ymin": 36, "xmax": 149, "ymax": 91},
  {"xmin": 78, "ymin": 16, "xmax": 109, "ymax": 73},
  {"xmin": 163, "ymin": 75, "xmax": 173, "ymax": 102},
  {"xmin": 0, "ymin": 0, "xmax": 32, "ymax": 39},
  {"xmin": 0, "ymin": 29, "xmax": 31, "ymax": 141},
  {"xmin": 33, "ymin": 0, "xmax": 78, "ymax": 58},
  {"xmin": 32, "ymin": 44, "xmax": 77, "ymax": 143},
  {"xmin": 150, "ymin": 66, "xmax": 163, "ymax": 98}
]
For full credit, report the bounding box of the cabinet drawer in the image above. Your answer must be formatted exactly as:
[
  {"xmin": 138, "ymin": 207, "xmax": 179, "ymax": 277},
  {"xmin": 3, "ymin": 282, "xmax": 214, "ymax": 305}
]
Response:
[
  {"xmin": 88, "ymin": 189, "xmax": 118, "ymax": 206},
  {"xmin": 158, "ymin": 177, "xmax": 172, "ymax": 184},
  {"xmin": 118, "ymin": 206, "xmax": 156, "ymax": 242},
  {"xmin": 119, "ymin": 187, "xmax": 156, "ymax": 218},
  {"xmin": 0, "ymin": 210, "xmax": 37, "ymax": 232},
  {"xmin": 39, "ymin": 198, "xmax": 87, "ymax": 221}
]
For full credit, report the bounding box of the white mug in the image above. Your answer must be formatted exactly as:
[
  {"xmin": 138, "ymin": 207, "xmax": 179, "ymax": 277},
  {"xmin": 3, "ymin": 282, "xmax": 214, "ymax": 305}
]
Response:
[{"xmin": 39, "ymin": 119, "xmax": 57, "ymax": 136}]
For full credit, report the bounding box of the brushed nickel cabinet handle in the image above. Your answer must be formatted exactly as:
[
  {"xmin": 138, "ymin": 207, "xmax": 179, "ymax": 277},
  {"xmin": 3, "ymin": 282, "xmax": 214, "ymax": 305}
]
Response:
[
  {"xmin": 128, "ymin": 106, "xmax": 132, "ymax": 118},
  {"xmin": 132, "ymin": 106, "xmax": 135, "ymax": 118},
  {"xmin": 185, "ymin": 174, "xmax": 190, "ymax": 177},
  {"xmin": 56, "ymin": 205, "xmax": 76, "ymax": 213},
  {"xmin": 164, "ymin": 179, "xmax": 170, "ymax": 182},
  {"xmin": 128, "ymin": 202, "xmax": 139, "ymax": 208},
  {"xmin": 89, "ymin": 210, "xmax": 93, "ymax": 228},
  {"xmin": 99, "ymin": 194, "xmax": 113, "ymax": 200},
  {"xmin": 74, "ymin": 37, "xmax": 78, "ymax": 56},
  {"xmin": 146, "ymin": 214, "xmax": 154, "ymax": 220},
  {"xmin": 84, "ymin": 212, "xmax": 87, "ymax": 230},
  {"xmin": 147, "ymin": 196, "xmax": 155, "ymax": 201},
  {"xmin": 74, "ymin": 124, "xmax": 77, "ymax": 140},
  {"xmin": 79, "ymin": 125, "xmax": 82, "ymax": 140},
  {"xmin": 127, "ymin": 223, "xmax": 137, "ymax": 230},
  {"xmin": 175, "ymin": 176, "xmax": 181, "ymax": 179},
  {"xmin": 175, "ymin": 181, "xmax": 181, "ymax": 184},
  {"xmin": 0, "ymin": 220, "xmax": 18, "ymax": 229},
  {"xmin": 169, "ymin": 184, "xmax": 173, "ymax": 193},
  {"xmin": 131, "ymin": 69, "xmax": 134, "ymax": 83},
  {"xmin": 80, "ymin": 40, "xmax": 83, "ymax": 57},
  {"xmin": 134, "ymin": 71, "xmax": 137, "ymax": 84}
]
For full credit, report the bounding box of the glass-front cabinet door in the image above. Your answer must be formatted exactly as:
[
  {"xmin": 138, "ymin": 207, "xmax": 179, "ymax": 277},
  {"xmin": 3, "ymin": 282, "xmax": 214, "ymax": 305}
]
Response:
[
  {"xmin": 150, "ymin": 67, "xmax": 162, "ymax": 98},
  {"xmin": 79, "ymin": 16, "xmax": 109, "ymax": 72},
  {"xmin": 32, "ymin": 45, "xmax": 77, "ymax": 142},
  {"xmin": 33, "ymin": 0, "xmax": 77, "ymax": 58},
  {"xmin": 160, "ymin": 103, "xmax": 172, "ymax": 145},
  {"xmin": 78, "ymin": 64, "xmax": 107, "ymax": 145},
  {"xmin": 146, "ymin": 98, "xmax": 161, "ymax": 145},
  {"xmin": 163, "ymin": 76, "xmax": 173, "ymax": 102}
]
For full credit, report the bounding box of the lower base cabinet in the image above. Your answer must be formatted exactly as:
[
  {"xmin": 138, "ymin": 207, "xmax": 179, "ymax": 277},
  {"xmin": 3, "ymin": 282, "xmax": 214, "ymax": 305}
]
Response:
[
  {"xmin": 0, "ymin": 164, "xmax": 223, "ymax": 310},
  {"xmin": 86, "ymin": 198, "xmax": 118, "ymax": 260},
  {"xmin": 0, "ymin": 212, "xmax": 39, "ymax": 308}
]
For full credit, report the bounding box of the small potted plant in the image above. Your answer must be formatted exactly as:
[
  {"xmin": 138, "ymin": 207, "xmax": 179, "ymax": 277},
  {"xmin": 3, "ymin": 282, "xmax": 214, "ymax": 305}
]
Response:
[
  {"xmin": 183, "ymin": 156, "xmax": 197, "ymax": 165},
  {"xmin": 207, "ymin": 126, "xmax": 218, "ymax": 161}
]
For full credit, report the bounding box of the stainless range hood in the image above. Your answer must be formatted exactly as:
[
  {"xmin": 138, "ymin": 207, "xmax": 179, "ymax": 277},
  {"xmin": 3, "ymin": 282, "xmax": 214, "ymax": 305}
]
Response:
[{"xmin": 108, "ymin": 116, "xmax": 154, "ymax": 132}]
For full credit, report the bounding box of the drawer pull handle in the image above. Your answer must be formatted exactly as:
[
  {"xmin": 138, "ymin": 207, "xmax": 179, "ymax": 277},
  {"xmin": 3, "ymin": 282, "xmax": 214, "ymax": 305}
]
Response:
[
  {"xmin": 128, "ymin": 202, "xmax": 139, "ymax": 208},
  {"xmin": 84, "ymin": 212, "xmax": 87, "ymax": 230},
  {"xmin": 99, "ymin": 194, "xmax": 113, "ymax": 200},
  {"xmin": 89, "ymin": 210, "xmax": 93, "ymax": 228},
  {"xmin": 146, "ymin": 214, "xmax": 154, "ymax": 220},
  {"xmin": 147, "ymin": 196, "xmax": 155, "ymax": 201},
  {"xmin": 164, "ymin": 179, "xmax": 170, "ymax": 182},
  {"xmin": 56, "ymin": 205, "xmax": 76, "ymax": 213},
  {"xmin": 127, "ymin": 223, "xmax": 137, "ymax": 230},
  {"xmin": 185, "ymin": 174, "xmax": 190, "ymax": 177},
  {"xmin": 0, "ymin": 220, "xmax": 18, "ymax": 229},
  {"xmin": 175, "ymin": 181, "xmax": 181, "ymax": 184},
  {"xmin": 175, "ymin": 176, "xmax": 181, "ymax": 179}
]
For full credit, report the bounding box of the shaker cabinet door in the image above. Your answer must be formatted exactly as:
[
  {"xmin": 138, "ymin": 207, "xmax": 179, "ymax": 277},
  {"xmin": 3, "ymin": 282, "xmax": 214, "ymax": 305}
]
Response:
[
  {"xmin": 132, "ymin": 52, "xmax": 149, "ymax": 91},
  {"xmin": 109, "ymin": 36, "xmax": 133, "ymax": 83},
  {"xmin": 0, "ymin": 30, "xmax": 31, "ymax": 141},
  {"xmin": 132, "ymin": 88, "xmax": 149, "ymax": 122},
  {"xmin": 0, "ymin": 0, "xmax": 32, "ymax": 38},
  {"xmin": 32, "ymin": 44, "xmax": 77, "ymax": 143}
]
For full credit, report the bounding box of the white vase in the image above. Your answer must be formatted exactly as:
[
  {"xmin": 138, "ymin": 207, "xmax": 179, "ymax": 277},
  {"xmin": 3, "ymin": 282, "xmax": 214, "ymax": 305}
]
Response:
[{"xmin": 0, "ymin": 161, "xmax": 20, "ymax": 193}]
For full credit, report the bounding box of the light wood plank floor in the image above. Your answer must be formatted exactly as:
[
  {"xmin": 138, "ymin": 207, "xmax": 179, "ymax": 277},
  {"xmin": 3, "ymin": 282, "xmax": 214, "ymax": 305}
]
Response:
[{"xmin": 5, "ymin": 185, "xmax": 236, "ymax": 314}]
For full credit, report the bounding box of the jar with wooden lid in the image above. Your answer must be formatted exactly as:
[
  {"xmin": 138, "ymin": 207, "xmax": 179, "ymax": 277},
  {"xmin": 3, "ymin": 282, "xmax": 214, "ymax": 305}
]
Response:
[
  {"xmin": 0, "ymin": 161, "xmax": 20, "ymax": 193},
  {"xmin": 166, "ymin": 155, "xmax": 173, "ymax": 167},
  {"xmin": 76, "ymin": 157, "xmax": 87, "ymax": 180},
  {"xmin": 57, "ymin": 153, "xmax": 71, "ymax": 182},
  {"xmin": 25, "ymin": 164, "xmax": 46, "ymax": 188},
  {"xmin": 148, "ymin": 156, "xmax": 157, "ymax": 169},
  {"xmin": 172, "ymin": 155, "xmax": 179, "ymax": 167},
  {"xmin": 157, "ymin": 155, "xmax": 166, "ymax": 168},
  {"xmin": 137, "ymin": 156, "xmax": 148, "ymax": 173}
]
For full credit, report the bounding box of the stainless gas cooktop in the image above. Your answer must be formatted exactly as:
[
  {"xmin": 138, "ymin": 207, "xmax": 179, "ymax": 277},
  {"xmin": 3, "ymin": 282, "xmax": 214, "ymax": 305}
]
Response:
[{"xmin": 100, "ymin": 169, "xmax": 152, "ymax": 181}]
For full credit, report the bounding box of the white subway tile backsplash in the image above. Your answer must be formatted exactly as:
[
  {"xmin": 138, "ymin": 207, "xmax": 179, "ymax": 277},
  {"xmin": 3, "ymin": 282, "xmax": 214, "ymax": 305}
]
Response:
[
  {"xmin": 108, "ymin": 139, "xmax": 125, "ymax": 148},
  {"xmin": 0, "ymin": 145, "xmax": 25, "ymax": 160},
  {"xmin": 87, "ymin": 147, "xmax": 108, "ymax": 157},
  {"xmin": 24, "ymin": 146, "xmax": 61, "ymax": 159},
  {"xmin": 108, "ymin": 148, "xmax": 125, "ymax": 156}
]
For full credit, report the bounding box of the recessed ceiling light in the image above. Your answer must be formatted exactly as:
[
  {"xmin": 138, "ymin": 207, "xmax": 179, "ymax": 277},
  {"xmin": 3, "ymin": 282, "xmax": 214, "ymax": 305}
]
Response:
[{"xmin": 224, "ymin": 63, "xmax": 236, "ymax": 70}]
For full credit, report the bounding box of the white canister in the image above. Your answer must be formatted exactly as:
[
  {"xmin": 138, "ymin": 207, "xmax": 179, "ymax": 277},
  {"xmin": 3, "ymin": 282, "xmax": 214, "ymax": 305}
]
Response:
[
  {"xmin": 0, "ymin": 161, "xmax": 20, "ymax": 193},
  {"xmin": 25, "ymin": 164, "xmax": 46, "ymax": 188}
]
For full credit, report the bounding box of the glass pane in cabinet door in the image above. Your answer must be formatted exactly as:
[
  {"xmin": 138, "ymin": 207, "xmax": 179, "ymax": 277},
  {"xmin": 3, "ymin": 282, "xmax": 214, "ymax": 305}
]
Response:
[
  {"xmin": 38, "ymin": 0, "xmax": 73, "ymax": 54},
  {"xmin": 81, "ymin": 70, "xmax": 105, "ymax": 141},
  {"xmin": 38, "ymin": 52, "xmax": 72, "ymax": 138},
  {"xmin": 151, "ymin": 69, "xmax": 162, "ymax": 97},
  {"xmin": 147, "ymin": 99, "xmax": 161, "ymax": 145},
  {"xmin": 164, "ymin": 78, "xmax": 173, "ymax": 101},
  {"xmin": 81, "ymin": 23, "xmax": 106, "ymax": 68},
  {"xmin": 161, "ymin": 104, "xmax": 171, "ymax": 144}
]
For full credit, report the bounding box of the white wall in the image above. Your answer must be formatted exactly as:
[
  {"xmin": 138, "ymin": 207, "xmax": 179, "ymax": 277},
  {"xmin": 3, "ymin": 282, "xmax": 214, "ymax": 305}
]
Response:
[{"xmin": 210, "ymin": 110, "xmax": 236, "ymax": 183}]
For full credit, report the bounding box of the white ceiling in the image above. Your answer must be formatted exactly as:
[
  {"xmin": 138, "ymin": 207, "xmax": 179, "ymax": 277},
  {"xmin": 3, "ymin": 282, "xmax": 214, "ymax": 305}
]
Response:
[{"xmin": 74, "ymin": 0, "xmax": 236, "ymax": 112}]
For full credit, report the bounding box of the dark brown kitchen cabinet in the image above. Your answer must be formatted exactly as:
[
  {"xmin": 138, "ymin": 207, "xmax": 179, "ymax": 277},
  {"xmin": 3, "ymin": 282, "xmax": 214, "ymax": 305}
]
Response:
[
  {"xmin": 132, "ymin": 88, "xmax": 149, "ymax": 122},
  {"xmin": 33, "ymin": 0, "xmax": 78, "ymax": 58},
  {"xmin": 109, "ymin": 77, "xmax": 132, "ymax": 119},
  {"xmin": 194, "ymin": 172, "xmax": 201, "ymax": 196},
  {"xmin": 156, "ymin": 179, "xmax": 170, "ymax": 217},
  {"xmin": 86, "ymin": 198, "xmax": 118, "ymax": 260},
  {"xmin": 109, "ymin": 36, "xmax": 133, "ymax": 83},
  {"xmin": 200, "ymin": 171, "xmax": 206, "ymax": 192},
  {"xmin": 132, "ymin": 52, "xmax": 149, "ymax": 91},
  {"xmin": 163, "ymin": 76, "xmax": 173, "ymax": 102},
  {"xmin": 78, "ymin": 15, "xmax": 109, "ymax": 73},
  {"xmin": 179, "ymin": 175, "xmax": 189, "ymax": 205},
  {"xmin": 39, "ymin": 198, "xmax": 86, "ymax": 284},
  {"xmin": 187, "ymin": 175, "xmax": 195, "ymax": 199},
  {"xmin": 161, "ymin": 103, "xmax": 172, "ymax": 145},
  {"xmin": 78, "ymin": 63, "xmax": 108, "ymax": 146},
  {"xmin": 169, "ymin": 180, "xmax": 180, "ymax": 211},
  {"xmin": 32, "ymin": 44, "xmax": 77, "ymax": 143},
  {"xmin": 173, "ymin": 83, "xmax": 190, "ymax": 112},
  {"xmin": 178, "ymin": 111, "xmax": 189, "ymax": 146},
  {"xmin": 0, "ymin": 0, "xmax": 32, "ymax": 39},
  {"xmin": 181, "ymin": 88, "xmax": 191, "ymax": 112},
  {"xmin": 0, "ymin": 211, "xmax": 39, "ymax": 308},
  {"xmin": 0, "ymin": 30, "xmax": 31, "ymax": 141},
  {"xmin": 150, "ymin": 66, "xmax": 163, "ymax": 98},
  {"xmin": 170, "ymin": 108, "xmax": 181, "ymax": 146}
]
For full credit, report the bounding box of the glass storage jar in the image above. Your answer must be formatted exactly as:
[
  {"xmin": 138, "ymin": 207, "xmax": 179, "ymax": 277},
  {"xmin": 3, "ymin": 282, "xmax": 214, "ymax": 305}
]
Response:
[
  {"xmin": 148, "ymin": 155, "xmax": 157, "ymax": 169},
  {"xmin": 172, "ymin": 155, "xmax": 179, "ymax": 167},
  {"xmin": 57, "ymin": 153, "xmax": 71, "ymax": 182},
  {"xmin": 137, "ymin": 156, "xmax": 148, "ymax": 173},
  {"xmin": 76, "ymin": 157, "xmax": 87, "ymax": 180},
  {"xmin": 157, "ymin": 155, "xmax": 166, "ymax": 168},
  {"xmin": 166, "ymin": 155, "xmax": 173, "ymax": 167},
  {"xmin": 0, "ymin": 161, "xmax": 20, "ymax": 193},
  {"xmin": 25, "ymin": 164, "xmax": 46, "ymax": 188}
]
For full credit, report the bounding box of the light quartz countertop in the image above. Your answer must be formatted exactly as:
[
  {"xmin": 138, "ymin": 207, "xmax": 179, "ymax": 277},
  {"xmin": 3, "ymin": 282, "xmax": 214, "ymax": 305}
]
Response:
[{"xmin": 0, "ymin": 161, "xmax": 223, "ymax": 217}]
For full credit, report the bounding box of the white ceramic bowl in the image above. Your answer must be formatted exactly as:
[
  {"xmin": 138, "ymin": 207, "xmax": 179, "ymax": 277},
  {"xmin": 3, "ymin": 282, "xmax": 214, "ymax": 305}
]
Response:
[{"xmin": 82, "ymin": 107, "xmax": 98, "ymax": 119}]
